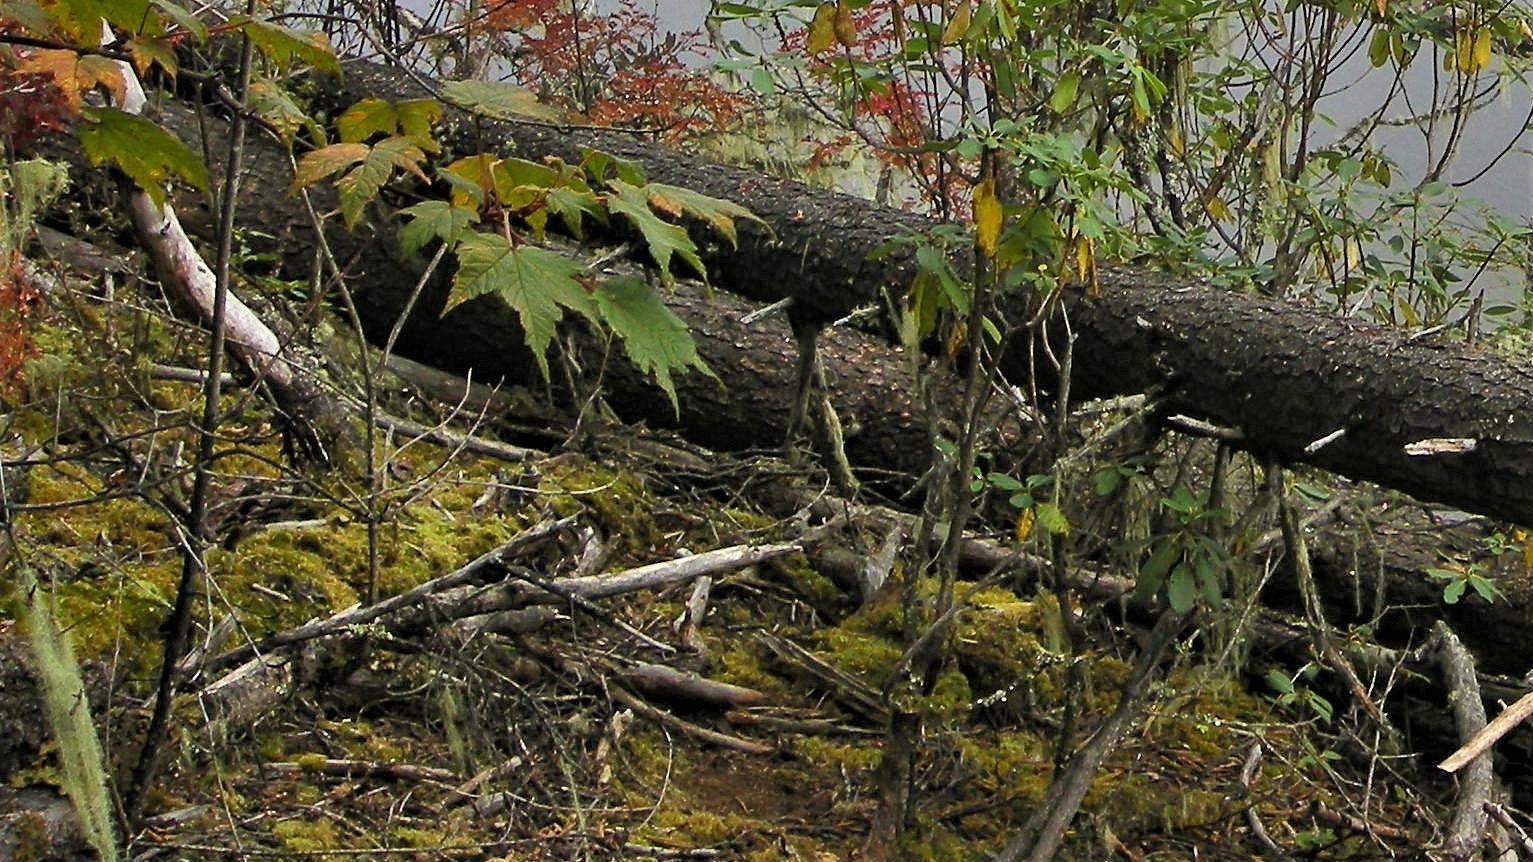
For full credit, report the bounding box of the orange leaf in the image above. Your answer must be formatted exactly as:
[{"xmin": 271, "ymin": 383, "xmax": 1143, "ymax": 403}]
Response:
[{"xmin": 18, "ymin": 49, "xmax": 125, "ymax": 112}]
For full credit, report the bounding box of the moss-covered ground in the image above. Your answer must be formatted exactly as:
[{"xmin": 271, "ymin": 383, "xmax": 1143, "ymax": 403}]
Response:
[{"xmin": 0, "ymin": 267, "xmax": 1455, "ymax": 861}]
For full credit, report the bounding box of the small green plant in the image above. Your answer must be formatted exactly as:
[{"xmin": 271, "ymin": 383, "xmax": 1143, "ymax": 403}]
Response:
[
  {"xmin": 1424, "ymin": 563, "xmax": 1501, "ymax": 605},
  {"xmin": 975, "ymin": 471, "xmax": 1068, "ymax": 543},
  {"xmin": 1136, "ymin": 486, "xmax": 1229, "ymax": 613},
  {"xmin": 1265, "ymin": 665, "xmax": 1335, "ymax": 725}
]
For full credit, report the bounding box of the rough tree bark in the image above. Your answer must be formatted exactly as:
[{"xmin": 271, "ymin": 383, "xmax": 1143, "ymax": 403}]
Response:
[{"xmin": 153, "ymin": 60, "xmax": 1533, "ymax": 526}]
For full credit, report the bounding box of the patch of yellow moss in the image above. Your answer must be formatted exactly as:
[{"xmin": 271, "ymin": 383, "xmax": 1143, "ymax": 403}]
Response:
[
  {"xmin": 540, "ymin": 456, "xmax": 660, "ymax": 556},
  {"xmin": 272, "ymin": 818, "xmax": 341, "ymax": 852}
]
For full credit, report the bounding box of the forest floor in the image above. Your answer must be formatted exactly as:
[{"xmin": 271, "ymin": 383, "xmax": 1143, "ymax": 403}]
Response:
[{"xmin": 0, "ymin": 232, "xmax": 1525, "ymax": 862}]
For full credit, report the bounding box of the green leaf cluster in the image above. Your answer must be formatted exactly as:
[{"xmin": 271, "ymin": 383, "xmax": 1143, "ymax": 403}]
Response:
[{"xmin": 1137, "ymin": 486, "xmax": 1229, "ymax": 614}]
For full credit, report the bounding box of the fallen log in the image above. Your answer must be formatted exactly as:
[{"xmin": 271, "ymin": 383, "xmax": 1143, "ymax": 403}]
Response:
[{"xmin": 141, "ymin": 61, "xmax": 1533, "ymax": 524}]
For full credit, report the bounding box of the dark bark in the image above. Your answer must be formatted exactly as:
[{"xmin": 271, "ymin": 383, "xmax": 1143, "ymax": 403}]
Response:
[{"xmin": 159, "ymin": 62, "xmax": 1533, "ymax": 524}]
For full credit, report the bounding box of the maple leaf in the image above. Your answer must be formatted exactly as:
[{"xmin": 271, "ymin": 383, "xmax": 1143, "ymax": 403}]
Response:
[
  {"xmin": 292, "ymin": 138, "xmax": 427, "ymax": 228},
  {"xmin": 644, "ymin": 183, "xmax": 768, "ymax": 248},
  {"xmin": 595, "ymin": 277, "xmax": 715, "ymax": 415},
  {"xmin": 233, "ymin": 16, "xmax": 339, "ymax": 75},
  {"xmin": 442, "ymin": 154, "xmax": 496, "ymax": 209},
  {"xmin": 605, "ymin": 180, "xmax": 705, "ymax": 283},
  {"xmin": 439, "ymin": 79, "xmax": 564, "ymax": 123},
  {"xmin": 448, "ymin": 233, "xmax": 596, "ymax": 380},
  {"xmin": 127, "ymin": 36, "xmax": 177, "ymax": 81},
  {"xmin": 20, "ymin": 49, "xmax": 125, "ymax": 112},
  {"xmin": 334, "ymin": 137, "xmax": 428, "ymax": 227},
  {"xmin": 397, "ymin": 200, "xmax": 478, "ymax": 260},
  {"xmin": 44, "ymin": 0, "xmax": 152, "ymax": 39},
  {"xmin": 78, "ymin": 107, "xmax": 208, "ymax": 209},
  {"xmin": 337, "ymin": 98, "xmax": 397, "ymax": 144},
  {"xmin": 247, "ymin": 78, "xmax": 324, "ymax": 146},
  {"xmin": 393, "ymin": 99, "xmax": 442, "ymax": 152}
]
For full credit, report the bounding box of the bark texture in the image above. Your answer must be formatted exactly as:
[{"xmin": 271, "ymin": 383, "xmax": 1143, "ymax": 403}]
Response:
[{"xmin": 150, "ymin": 62, "xmax": 1533, "ymax": 524}]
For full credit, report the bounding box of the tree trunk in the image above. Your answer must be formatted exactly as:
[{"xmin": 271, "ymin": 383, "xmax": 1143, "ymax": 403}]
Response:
[{"xmin": 148, "ymin": 65, "xmax": 1533, "ymax": 524}]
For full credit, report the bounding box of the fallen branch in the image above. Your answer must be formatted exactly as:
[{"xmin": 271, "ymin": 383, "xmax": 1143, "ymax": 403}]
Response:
[
  {"xmin": 616, "ymin": 661, "xmax": 770, "ymax": 710},
  {"xmin": 606, "ymin": 683, "xmax": 775, "ymax": 756},
  {"xmin": 192, "ymin": 515, "xmax": 579, "ymax": 682},
  {"xmin": 261, "ymin": 758, "xmax": 459, "ymax": 784},
  {"xmin": 1432, "ymin": 620, "xmax": 1494, "ymax": 861}
]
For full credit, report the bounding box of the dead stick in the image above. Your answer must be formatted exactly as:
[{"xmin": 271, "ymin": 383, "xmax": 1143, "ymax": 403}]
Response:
[
  {"xmin": 192, "ymin": 515, "xmax": 578, "ymax": 681},
  {"xmin": 1433, "ymin": 620, "xmax": 1494, "ymax": 860},
  {"xmin": 607, "ymin": 684, "xmax": 775, "ymax": 756}
]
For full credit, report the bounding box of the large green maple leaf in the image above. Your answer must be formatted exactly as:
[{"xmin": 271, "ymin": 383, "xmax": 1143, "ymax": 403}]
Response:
[
  {"xmin": 449, "ymin": 233, "xmax": 597, "ymax": 380},
  {"xmin": 594, "ymin": 277, "xmax": 715, "ymax": 415},
  {"xmin": 605, "ymin": 181, "xmax": 705, "ymax": 283}
]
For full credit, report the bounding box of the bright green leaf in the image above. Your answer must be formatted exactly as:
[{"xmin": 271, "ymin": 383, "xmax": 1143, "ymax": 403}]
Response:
[
  {"xmin": 397, "ymin": 200, "xmax": 478, "ymax": 260},
  {"xmin": 1443, "ymin": 578, "xmax": 1465, "ymax": 604},
  {"xmin": 606, "ymin": 180, "xmax": 705, "ymax": 282},
  {"xmin": 1050, "ymin": 72, "xmax": 1080, "ymax": 114},
  {"xmin": 595, "ymin": 277, "xmax": 716, "ymax": 415},
  {"xmin": 1033, "ymin": 502, "xmax": 1069, "ymax": 536},
  {"xmin": 449, "ymin": 234, "xmax": 596, "ymax": 380},
  {"xmin": 546, "ymin": 187, "xmax": 603, "ymax": 237},
  {"xmin": 78, "ymin": 107, "xmax": 208, "ymax": 209}
]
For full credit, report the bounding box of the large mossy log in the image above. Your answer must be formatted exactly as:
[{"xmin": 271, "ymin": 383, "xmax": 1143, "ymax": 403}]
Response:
[{"xmin": 160, "ymin": 59, "xmax": 1533, "ymax": 525}]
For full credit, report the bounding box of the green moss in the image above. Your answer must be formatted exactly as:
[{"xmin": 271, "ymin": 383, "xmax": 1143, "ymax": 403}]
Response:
[
  {"xmin": 953, "ymin": 730, "xmax": 1050, "ymax": 798},
  {"xmin": 540, "ymin": 456, "xmax": 660, "ymax": 556},
  {"xmin": 768, "ymin": 554, "xmax": 846, "ymax": 613},
  {"xmin": 315, "ymin": 719, "xmax": 406, "ymax": 763},
  {"xmin": 392, "ymin": 826, "xmax": 451, "ymax": 848},
  {"xmin": 207, "ymin": 529, "xmax": 360, "ymax": 638},
  {"xmin": 810, "ymin": 626, "xmax": 900, "ymax": 684},
  {"xmin": 710, "ymin": 641, "xmax": 786, "ymax": 695},
  {"xmin": 794, "ymin": 737, "xmax": 881, "ymax": 771},
  {"xmin": 642, "ymin": 807, "xmax": 757, "ymax": 848},
  {"xmin": 272, "ymin": 819, "xmax": 340, "ymax": 852}
]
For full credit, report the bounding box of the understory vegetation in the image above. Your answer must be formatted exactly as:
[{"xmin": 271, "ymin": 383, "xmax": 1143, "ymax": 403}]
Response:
[{"xmin": 2, "ymin": 0, "xmax": 1533, "ymax": 860}]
